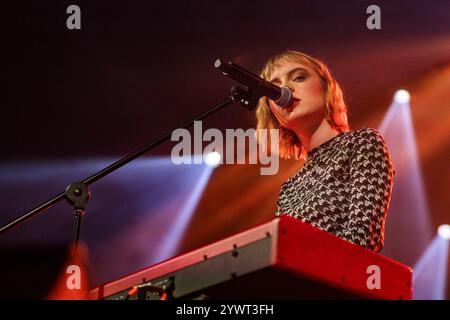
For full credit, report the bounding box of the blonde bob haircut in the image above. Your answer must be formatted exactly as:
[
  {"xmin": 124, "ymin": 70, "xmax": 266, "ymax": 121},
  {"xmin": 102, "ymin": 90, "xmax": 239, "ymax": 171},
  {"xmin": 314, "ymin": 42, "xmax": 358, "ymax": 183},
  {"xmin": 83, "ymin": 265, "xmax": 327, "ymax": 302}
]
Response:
[{"xmin": 255, "ymin": 50, "xmax": 350, "ymax": 160}]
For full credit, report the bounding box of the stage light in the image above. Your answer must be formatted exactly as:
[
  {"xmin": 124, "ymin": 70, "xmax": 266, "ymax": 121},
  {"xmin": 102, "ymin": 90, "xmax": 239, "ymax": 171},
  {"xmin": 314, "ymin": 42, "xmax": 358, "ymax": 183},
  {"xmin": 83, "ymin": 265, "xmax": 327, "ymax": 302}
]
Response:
[
  {"xmin": 413, "ymin": 236, "xmax": 449, "ymax": 300},
  {"xmin": 438, "ymin": 224, "xmax": 450, "ymax": 240},
  {"xmin": 393, "ymin": 89, "xmax": 410, "ymax": 104},
  {"xmin": 378, "ymin": 87, "xmax": 434, "ymax": 265},
  {"xmin": 204, "ymin": 151, "xmax": 221, "ymax": 167}
]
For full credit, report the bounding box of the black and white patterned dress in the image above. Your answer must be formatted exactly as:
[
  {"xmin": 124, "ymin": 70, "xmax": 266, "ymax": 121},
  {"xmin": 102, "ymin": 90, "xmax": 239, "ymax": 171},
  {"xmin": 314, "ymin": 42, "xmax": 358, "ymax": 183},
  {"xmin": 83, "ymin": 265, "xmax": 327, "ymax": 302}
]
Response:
[{"xmin": 275, "ymin": 127, "xmax": 394, "ymax": 252}]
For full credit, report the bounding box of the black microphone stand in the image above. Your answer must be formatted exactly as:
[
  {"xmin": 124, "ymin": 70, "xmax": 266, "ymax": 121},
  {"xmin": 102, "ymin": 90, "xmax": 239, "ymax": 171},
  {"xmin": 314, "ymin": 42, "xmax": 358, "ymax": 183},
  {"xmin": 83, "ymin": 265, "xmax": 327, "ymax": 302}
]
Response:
[{"xmin": 0, "ymin": 83, "xmax": 261, "ymax": 249}]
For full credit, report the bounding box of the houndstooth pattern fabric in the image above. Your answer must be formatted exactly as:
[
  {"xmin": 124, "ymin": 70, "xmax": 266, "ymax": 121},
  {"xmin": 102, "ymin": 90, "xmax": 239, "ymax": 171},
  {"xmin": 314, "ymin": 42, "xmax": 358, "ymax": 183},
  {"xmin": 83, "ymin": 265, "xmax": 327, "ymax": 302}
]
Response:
[{"xmin": 275, "ymin": 127, "xmax": 394, "ymax": 252}]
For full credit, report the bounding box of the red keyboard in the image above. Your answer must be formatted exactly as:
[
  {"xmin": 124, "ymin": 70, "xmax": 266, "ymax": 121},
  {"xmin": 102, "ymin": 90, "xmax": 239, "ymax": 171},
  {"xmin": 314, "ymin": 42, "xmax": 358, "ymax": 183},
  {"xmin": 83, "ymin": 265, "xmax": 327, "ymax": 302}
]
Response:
[{"xmin": 90, "ymin": 216, "xmax": 413, "ymax": 300}]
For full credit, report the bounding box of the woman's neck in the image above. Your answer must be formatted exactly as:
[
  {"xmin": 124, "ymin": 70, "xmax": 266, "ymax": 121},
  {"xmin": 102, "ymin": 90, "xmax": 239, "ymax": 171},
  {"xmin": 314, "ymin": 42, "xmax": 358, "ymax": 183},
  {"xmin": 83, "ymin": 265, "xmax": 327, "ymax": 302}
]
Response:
[{"xmin": 296, "ymin": 119, "xmax": 340, "ymax": 152}]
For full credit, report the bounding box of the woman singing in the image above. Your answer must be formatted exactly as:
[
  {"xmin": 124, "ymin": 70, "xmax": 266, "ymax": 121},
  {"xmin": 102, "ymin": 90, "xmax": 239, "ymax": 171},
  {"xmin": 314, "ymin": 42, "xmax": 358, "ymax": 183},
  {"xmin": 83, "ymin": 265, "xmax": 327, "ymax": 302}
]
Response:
[{"xmin": 256, "ymin": 50, "xmax": 394, "ymax": 252}]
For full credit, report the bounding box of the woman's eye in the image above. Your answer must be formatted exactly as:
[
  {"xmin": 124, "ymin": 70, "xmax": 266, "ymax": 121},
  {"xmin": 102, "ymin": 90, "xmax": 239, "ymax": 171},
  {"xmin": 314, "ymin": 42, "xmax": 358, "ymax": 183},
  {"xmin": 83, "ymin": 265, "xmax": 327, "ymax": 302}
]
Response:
[{"xmin": 294, "ymin": 75, "xmax": 306, "ymax": 82}]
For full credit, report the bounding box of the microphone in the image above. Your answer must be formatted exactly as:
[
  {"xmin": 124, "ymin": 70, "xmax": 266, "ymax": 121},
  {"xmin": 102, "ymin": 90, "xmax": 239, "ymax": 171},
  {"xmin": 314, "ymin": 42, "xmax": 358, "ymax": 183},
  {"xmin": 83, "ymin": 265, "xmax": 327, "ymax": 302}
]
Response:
[{"xmin": 214, "ymin": 59, "xmax": 293, "ymax": 108}]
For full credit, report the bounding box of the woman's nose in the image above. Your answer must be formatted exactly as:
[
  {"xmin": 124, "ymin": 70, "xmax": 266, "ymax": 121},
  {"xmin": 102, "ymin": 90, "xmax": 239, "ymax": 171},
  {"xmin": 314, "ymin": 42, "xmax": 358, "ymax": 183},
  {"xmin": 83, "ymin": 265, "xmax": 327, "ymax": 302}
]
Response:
[{"xmin": 283, "ymin": 85, "xmax": 294, "ymax": 93}]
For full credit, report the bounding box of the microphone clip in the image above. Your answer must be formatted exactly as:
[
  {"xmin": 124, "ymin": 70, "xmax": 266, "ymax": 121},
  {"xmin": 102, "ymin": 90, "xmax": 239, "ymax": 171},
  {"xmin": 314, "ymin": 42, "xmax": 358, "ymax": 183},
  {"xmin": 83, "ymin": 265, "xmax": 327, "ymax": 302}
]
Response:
[{"xmin": 230, "ymin": 85, "xmax": 261, "ymax": 111}]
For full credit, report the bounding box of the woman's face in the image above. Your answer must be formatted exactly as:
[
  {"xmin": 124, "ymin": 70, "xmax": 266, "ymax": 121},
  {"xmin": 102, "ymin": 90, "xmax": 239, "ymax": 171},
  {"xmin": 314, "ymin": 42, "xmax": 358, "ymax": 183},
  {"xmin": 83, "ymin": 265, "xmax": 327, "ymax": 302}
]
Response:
[{"xmin": 268, "ymin": 59, "xmax": 327, "ymax": 134}]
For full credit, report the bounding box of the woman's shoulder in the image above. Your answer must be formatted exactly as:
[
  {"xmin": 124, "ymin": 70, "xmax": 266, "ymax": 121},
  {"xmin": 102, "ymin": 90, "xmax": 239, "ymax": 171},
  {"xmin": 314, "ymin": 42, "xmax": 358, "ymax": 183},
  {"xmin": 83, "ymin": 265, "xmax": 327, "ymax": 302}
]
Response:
[
  {"xmin": 348, "ymin": 127, "xmax": 387, "ymax": 145},
  {"xmin": 351, "ymin": 127, "xmax": 383, "ymax": 138},
  {"xmin": 307, "ymin": 127, "xmax": 387, "ymax": 158},
  {"xmin": 346, "ymin": 127, "xmax": 391, "ymax": 157}
]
